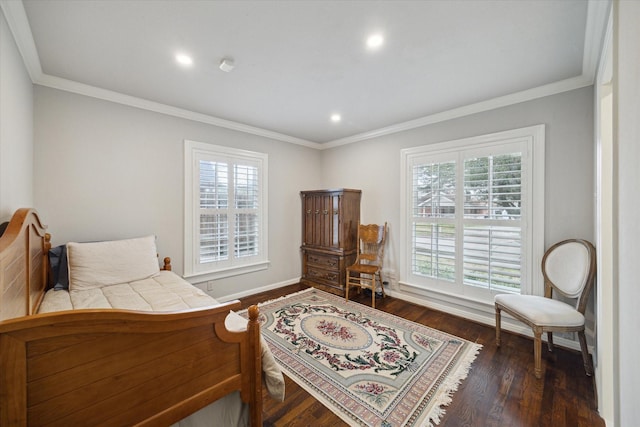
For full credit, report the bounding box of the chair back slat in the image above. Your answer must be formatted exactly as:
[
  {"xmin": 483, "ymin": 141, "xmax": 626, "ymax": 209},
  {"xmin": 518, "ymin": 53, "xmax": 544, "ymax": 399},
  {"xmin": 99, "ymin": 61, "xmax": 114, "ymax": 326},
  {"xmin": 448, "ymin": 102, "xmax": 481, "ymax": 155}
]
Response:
[{"xmin": 355, "ymin": 224, "xmax": 386, "ymax": 266}]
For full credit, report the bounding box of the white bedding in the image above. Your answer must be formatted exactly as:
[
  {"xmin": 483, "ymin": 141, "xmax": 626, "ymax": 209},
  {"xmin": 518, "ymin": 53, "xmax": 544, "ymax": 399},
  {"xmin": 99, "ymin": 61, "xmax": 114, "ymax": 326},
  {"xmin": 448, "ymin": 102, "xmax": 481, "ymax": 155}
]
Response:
[
  {"xmin": 38, "ymin": 270, "xmax": 285, "ymax": 425},
  {"xmin": 40, "ymin": 270, "xmax": 220, "ymax": 312}
]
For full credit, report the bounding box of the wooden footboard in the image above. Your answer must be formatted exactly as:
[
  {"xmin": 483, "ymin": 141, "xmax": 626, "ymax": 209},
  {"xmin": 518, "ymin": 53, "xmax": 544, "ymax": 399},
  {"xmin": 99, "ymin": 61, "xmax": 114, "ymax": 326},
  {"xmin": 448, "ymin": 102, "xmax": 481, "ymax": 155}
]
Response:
[
  {"xmin": 0, "ymin": 303, "xmax": 262, "ymax": 426},
  {"xmin": 0, "ymin": 209, "xmax": 263, "ymax": 426}
]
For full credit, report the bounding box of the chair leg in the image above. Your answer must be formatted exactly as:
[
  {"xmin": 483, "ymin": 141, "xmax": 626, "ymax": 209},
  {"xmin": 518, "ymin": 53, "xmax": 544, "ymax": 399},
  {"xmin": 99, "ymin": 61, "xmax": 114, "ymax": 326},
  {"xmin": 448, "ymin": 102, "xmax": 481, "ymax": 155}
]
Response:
[
  {"xmin": 345, "ymin": 271, "xmax": 350, "ymax": 302},
  {"xmin": 495, "ymin": 306, "xmax": 501, "ymax": 347},
  {"xmin": 377, "ymin": 272, "xmax": 386, "ymax": 298},
  {"xmin": 371, "ymin": 276, "xmax": 376, "ymax": 309},
  {"xmin": 578, "ymin": 330, "xmax": 593, "ymax": 376},
  {"xmin": 533, "ymin": 327, "xmax": 543, "ymax": 379}
]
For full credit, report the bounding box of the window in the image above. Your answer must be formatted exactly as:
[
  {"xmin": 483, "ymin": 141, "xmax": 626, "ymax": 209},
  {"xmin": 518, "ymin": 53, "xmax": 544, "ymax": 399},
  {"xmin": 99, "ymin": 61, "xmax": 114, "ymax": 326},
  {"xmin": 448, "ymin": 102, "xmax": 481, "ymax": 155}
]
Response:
[
  {"xmin": 401, "ymin": 125, "xmax": 544, "ymax": 302},
  {"xmin": 184, "ymin": 140, "xmax": 268, "ymax": 280}
]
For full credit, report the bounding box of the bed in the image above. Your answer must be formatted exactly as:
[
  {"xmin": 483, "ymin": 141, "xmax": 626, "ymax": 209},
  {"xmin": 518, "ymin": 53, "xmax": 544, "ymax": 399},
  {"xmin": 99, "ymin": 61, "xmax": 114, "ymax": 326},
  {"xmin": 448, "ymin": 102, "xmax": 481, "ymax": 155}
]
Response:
[{"xmin": 0, "ymin": 208, "xmax": 283, "ymax": 426}]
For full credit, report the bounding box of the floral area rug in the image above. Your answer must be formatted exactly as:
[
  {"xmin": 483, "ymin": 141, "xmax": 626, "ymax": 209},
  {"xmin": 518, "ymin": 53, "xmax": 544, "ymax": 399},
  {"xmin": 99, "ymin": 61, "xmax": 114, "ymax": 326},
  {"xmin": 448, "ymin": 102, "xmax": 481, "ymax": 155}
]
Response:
[{"xmin": 244, "ymin": 288, "xmax": 481, "ymax": 426}]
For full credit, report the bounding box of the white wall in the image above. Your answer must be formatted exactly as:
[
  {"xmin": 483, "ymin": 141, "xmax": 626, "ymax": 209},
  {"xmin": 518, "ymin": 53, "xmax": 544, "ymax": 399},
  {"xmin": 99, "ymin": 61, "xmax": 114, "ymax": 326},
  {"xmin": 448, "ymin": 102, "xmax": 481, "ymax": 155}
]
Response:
[
  {"xmin": 321, "ymin": 86, "xmax": 595, "ymax": 334},
  {"xmin": 33, "ymin": 86, "xmax": 322, "ymax": 298},
  {"xmin": 0, "ymin": 7, "xmax": 33, "ymax": 219},
  {"xmin": 614, "ymin": 1, "xmax": 640, "ymax": 425}
]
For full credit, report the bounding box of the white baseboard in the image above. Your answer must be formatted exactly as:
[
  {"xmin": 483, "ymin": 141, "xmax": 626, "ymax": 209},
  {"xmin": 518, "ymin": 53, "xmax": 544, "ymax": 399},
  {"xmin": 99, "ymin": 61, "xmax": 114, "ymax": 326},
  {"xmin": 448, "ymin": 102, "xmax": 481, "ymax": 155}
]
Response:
[
  {"xmin": 215, "ymin": 277, "xmax": 301, "ymax": 303},
  {"xmin": 386, "ymin": 284, "xmax": 588, "ymax": 353}
]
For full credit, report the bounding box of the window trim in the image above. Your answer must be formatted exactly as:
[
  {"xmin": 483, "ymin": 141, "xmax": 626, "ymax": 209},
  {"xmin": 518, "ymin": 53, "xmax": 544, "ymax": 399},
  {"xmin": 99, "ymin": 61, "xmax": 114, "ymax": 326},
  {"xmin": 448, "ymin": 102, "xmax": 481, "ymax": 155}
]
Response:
[
  {"xmin": 184, "ymin": 139, "xmax": 269, "ymax": 282},
  {"xmin": 400, "ymin": 125, "xmax": 545, "ymax": 303}
]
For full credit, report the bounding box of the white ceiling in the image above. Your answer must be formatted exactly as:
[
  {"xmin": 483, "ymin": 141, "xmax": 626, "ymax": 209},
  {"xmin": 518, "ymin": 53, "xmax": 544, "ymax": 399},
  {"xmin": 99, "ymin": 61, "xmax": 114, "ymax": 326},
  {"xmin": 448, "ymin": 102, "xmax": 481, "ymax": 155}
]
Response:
[{"xmin": 5, "ymin": 0, "xmax": 609, "ymax": 146}]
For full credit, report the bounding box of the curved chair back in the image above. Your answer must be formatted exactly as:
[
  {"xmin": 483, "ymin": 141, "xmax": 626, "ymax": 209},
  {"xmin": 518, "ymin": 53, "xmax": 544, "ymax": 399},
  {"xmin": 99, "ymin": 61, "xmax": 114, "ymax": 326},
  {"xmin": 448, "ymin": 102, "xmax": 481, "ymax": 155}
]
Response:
[{"xmin": 541, "ymin": 239, "xmax": 596, "ymax": 314}]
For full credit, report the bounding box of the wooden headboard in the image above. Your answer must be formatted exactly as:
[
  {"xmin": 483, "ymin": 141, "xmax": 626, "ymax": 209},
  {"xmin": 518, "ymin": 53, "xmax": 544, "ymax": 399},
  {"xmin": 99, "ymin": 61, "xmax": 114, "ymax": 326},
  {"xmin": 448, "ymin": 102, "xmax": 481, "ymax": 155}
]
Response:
[{"xmin": 0, "ymin": 209, "xmax": 50, "ymax": 321}]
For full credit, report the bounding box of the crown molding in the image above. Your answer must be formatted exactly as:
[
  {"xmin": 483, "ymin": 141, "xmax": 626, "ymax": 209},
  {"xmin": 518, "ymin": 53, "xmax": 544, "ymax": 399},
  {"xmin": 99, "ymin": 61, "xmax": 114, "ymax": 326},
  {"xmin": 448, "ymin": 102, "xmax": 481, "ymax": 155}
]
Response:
[
  {"xmin": 321, "ymin": 75, "xmax": 593, "ymax": 149},
  {"xmin": 1, "ymin": 0, "xmax": 320, "ymax": 149},
  {"xmin": 36, "ymin": 74, "xmax": 320, "ymax": 148},
  {"xmin": 3, "ymin": 0, "xmax": 608, "ymax": 150},
  {"xmin": 0, "ymin": 0, "xmax": 42, "ymax": 81},
  {"xmin": 596, "ymin": 9, "xmax": 613, "ymax": 86},
  {"xmin": 582, "ymin": 0, "xmax": 612, "ymax": 82},
  {"xmin": 322, "ymin": 1, "xmax": 610, "ymax": 149}
]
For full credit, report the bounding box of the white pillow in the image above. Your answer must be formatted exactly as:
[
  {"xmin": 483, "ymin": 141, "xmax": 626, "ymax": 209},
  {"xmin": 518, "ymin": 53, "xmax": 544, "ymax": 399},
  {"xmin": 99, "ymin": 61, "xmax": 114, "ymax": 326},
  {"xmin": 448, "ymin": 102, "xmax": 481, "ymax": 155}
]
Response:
[{"xmin": 67, "ymin": 235, "xmax": 160, "ymax": 291}]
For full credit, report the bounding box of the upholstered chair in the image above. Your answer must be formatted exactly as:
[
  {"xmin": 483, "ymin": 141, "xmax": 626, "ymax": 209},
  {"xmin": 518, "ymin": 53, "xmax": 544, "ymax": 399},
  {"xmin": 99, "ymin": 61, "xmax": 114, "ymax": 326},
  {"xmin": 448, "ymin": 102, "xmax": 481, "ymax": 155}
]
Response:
[{"xmin": 494, "ymin": 239, "xmax": 596, "ymax": 379}]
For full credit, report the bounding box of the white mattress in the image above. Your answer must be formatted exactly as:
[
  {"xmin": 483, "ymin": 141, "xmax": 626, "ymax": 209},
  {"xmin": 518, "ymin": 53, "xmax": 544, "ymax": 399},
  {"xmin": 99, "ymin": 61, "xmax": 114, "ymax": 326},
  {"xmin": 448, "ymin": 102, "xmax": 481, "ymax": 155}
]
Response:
[{"xmin": 39, "ymin": 270, "xmax": 220, "ymax": 312}]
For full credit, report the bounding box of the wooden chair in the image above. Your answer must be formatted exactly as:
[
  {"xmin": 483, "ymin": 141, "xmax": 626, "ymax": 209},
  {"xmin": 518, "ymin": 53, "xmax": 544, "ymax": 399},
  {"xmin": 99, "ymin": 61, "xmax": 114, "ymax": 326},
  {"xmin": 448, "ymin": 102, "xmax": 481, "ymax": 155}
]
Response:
[
  {"xmin": 345, "ymin": 223, "xmax": 387, "ymax": 308},
  {"xmin": 495, "ymin": 239, "xmax": 596, "ymax": 379}
]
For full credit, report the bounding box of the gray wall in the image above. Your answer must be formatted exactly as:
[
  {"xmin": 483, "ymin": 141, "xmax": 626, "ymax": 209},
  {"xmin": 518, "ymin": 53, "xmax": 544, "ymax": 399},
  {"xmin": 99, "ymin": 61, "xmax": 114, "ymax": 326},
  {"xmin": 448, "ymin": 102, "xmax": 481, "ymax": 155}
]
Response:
[
  {"xmin": 33, "ymin": 86, "xmax": 322, "ymax": 298},
  {"xmin": 321, "ymin": 86, "xmax": 595, "ymax": 286},
  {"xmin": 0, "ymin": 8, "xmax": 33, "ymax": 219},
  {"xmin": 33, "ymin": 84, "xmax": 595, "ymax": 310}
]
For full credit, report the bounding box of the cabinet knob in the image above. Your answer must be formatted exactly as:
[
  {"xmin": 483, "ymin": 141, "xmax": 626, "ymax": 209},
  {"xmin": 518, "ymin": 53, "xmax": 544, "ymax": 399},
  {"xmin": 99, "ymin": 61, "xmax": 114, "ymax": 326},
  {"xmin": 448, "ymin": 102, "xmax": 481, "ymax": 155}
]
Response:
[
  {"xmin": 315, "ymin": 210, "xmax": 320, "ymax": 214},
  {"xmin": 306, "ymin": 209, "xmax": 311, "ymax": 214},
  {"xmin": 323, "ymin": 209, "xmax": 328, "ymax": 215}
]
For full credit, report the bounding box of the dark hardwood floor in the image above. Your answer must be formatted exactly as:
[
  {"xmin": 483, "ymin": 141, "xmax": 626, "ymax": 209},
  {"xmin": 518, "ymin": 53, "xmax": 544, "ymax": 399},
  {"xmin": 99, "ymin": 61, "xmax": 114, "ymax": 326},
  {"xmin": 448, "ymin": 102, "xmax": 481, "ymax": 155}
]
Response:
[{"xmin": 239, "ymin": 283, "xmax": 604, "ymax": 427}]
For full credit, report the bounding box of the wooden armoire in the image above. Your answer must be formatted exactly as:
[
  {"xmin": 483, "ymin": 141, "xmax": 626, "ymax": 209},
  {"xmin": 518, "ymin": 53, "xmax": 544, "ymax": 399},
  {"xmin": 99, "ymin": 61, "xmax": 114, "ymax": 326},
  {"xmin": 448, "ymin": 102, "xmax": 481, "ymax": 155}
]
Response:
[{"xmin": 300, "ymin": 189, "xmax": 361, "ymax": 295}]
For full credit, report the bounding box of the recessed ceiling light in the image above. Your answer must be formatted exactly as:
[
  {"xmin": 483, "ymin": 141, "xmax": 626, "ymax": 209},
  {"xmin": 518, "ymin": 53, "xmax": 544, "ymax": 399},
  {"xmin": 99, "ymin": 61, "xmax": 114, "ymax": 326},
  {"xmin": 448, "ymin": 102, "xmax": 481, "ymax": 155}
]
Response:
[
  {"xmin": 366, "ymin": 34, "xmax": 384, "ymax": 49},
  {"xmin": 175, "ymin": 53, "xmax": 193, "ymax": 66},
  {"xmin": 330, "ymin": 113, "xmax": 342, "ymax": 123}
]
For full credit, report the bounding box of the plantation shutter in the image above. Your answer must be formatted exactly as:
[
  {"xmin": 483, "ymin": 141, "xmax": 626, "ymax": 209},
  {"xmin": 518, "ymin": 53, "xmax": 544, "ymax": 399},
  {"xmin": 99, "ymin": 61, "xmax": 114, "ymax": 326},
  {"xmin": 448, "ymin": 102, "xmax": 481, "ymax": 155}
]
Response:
[
  {"xmin": 199, "ymin": 160, "xmax": 229, "ymax": 263},
  {"xmin": 198, "ymin": 159, "xmax": 261, "ymax": 265},
  {"xmin": 411, "ymin": 159, "xmax": 457, "ymax": 282},
  {"xmin": 185, "ymin": 140, "xmax": 268, "ymax": 280},
  {"xmin": 233, "ymin": 164, "xmax": 260, "ymax": 258},
  {"xmin": 462, "ymin": 153, "xmax": 522, "ymax": 292},
  {"xmin": 408, "ymin": 148, "xmax": 526, "ymax": 293},
  {"xmin": 401, "ymin": 125, "xmax": 543, "ymax": 301}
]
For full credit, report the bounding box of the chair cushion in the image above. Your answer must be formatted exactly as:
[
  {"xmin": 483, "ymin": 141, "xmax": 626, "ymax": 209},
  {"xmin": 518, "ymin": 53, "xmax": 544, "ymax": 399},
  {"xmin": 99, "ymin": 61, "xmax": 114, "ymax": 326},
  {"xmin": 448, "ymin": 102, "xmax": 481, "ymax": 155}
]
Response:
[{"xmin": 494, "ymin": 294, "xmax": 584, "ymax": 327}]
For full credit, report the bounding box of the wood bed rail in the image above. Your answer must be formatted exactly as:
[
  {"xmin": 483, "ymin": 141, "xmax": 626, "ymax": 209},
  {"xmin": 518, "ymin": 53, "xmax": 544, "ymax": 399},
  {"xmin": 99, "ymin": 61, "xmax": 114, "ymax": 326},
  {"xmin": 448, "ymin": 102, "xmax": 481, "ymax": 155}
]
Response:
[{"xmin": 0, "ymin": 301, "xmax": 263, "ymax": 426}]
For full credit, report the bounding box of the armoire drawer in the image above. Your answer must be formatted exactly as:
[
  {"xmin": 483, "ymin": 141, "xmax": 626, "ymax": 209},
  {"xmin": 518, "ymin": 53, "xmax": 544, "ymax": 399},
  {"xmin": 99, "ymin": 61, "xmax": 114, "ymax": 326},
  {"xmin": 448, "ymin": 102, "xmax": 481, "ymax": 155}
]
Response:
[
  {"xmin": 305, "ymin": 252, "xmax": 340, "ymax": 270},
  {"xmin": 305, "ymin": 266, "xmax": 341, "ymax": 286}
]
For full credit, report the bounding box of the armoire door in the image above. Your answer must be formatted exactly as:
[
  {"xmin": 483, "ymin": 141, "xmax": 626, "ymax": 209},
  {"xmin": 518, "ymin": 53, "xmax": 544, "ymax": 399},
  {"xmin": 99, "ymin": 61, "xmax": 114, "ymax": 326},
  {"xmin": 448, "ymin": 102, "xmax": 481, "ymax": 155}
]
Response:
[{"xmin": 302, "ymin": 194, "xmax": 315, "ymax": 246}]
